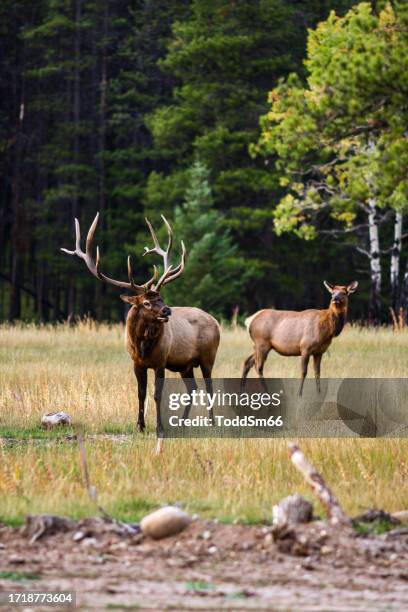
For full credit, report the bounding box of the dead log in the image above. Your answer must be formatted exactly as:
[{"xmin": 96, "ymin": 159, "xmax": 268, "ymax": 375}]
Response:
[
  {"xmin": 288, "ymin": 443, "xmax": 350, "ymax": 526},
  {"xmin": 22, "ymin": 515, "xmax": 75, "ymax": 544}
]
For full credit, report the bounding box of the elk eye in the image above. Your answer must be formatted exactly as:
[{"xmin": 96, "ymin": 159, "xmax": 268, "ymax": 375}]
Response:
[{"xmin": 143, "ymin": 300, "xmax": 152, "ymax": 309}]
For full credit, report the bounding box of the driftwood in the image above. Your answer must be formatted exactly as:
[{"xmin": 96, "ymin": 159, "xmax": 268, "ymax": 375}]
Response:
[
  {"xmin": 21, "ymin": 515, "xmax": 75, "ymax": 545},
  {"xmin": 288, "ymin": 443, "xmax": 350, "ymax": 526}
]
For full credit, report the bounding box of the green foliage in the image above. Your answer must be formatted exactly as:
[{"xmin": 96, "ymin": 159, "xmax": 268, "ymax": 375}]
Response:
[
  {"xmin": 163, "ymin": 160, "xmax": 250, "ymax": 319},
  {"xmin": 0, "ymin": 0, "xmax": 369, "ymax": 321},
  {"xmin": 257, "ymin": 2, "xmax": 408, "ymax": 237}
]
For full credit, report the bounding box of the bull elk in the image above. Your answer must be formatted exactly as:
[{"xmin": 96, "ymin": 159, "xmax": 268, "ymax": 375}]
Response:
[
  {"xmin": 242, "ymin": 281, "xmax": 358, "ymax": 395},
  {"xmin": 62, "ymin": 213, "xmax": 220, "ymax": 438}
]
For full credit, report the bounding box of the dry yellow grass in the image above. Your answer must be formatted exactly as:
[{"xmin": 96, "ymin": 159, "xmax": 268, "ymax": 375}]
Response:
[{"xmin": 0, "ymin": 322, "xmax": 408, "ymax": 523}]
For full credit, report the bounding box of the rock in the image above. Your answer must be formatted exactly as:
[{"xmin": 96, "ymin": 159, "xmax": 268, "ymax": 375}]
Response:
[
  {"xmin": 272, "ymin": 494, "xmax": 313, "ymax": 528},
  {"xmin": 81, "ymin": 537, "xmax": 99, "ymax": 548},
  {"xmin": 9, "ymin": 555, "xmax": 25, "ymax": 564},
  {"xmin": 41, "ymin": 412, "xmax": 72, "ymax": 428},
  {"xmin": 140, "ymin": 506, "xmax": 191, "ymax": 540},
  {"xmin": 391, "ymin": 510, "xmax": 408, "ymax": 523}
]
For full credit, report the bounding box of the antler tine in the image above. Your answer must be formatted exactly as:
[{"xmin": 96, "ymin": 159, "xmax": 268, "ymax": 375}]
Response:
[
  {"xmin": 161, "ymin": 214, "xmax": 173, "ymax": 269},
  {"xmin": 86, "ymin": 212, "xmax": 100, "ymax": 262},
  {"xmin": 159, "ymin": 240, "xmax": 186, "ymax": 288},
  {"xmin": 143, "ymin": 215, "xmax": 173, "ymax": 273},
  {"xmin": 61, "ymin": 212, "xmax": 155, "ymax": 293},
  {"xmin": 127, "ymin": 255, "xmax": 158, "ymax": 291}
]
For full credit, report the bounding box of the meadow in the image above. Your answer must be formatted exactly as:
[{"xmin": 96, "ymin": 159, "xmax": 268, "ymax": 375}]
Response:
[{"xmin": 1, "ymin": 322, "xmax": 408, "ymax": 525}]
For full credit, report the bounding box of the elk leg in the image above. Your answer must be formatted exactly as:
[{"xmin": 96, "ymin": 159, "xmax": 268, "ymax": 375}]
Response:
[
  {"xmin": 255, "ymin": 345, "xmax": 270, "ymax": 391},
  {"xmin": 241, "ymin": 354, "xmax": 255, "ymax": 390},
  {"xmin": 298, "ymin": 353, "xmax": 310, "ymax": 397},
  {"xmin": 180, "ymin": 367, "xmax": 197, "ymax": 420},
  {"xmin": 201, "ymin": 364, "xmax": 215, "ymax": 425},
  {"xmin": 154, "ymin": 367, "xmax": 165, "ymax": 437},
  {"xmin": 313, "ymin": 354, "xmax": 322, "ymax": 393},
  {"xmin": 134, "ymin": 365, "xmax": 147, "ymax": 432}
]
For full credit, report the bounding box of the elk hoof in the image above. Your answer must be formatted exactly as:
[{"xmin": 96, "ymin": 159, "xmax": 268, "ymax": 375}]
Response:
[{"xmin": 137, "ymin": 423, "xmax": 146, "ymax": 433}]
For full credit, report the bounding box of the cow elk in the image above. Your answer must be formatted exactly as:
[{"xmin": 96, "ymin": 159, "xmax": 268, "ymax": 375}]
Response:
[
  {"xmin": 62, "ymin": 213, "xmax": 220, "ymax": 443},
  {"xmin": 242, "ymin": 281, "xmax": 358, "ymax": 395}
]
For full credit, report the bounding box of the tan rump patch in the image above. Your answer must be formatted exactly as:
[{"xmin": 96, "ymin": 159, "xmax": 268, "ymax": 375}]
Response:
[{"xmin": 245, "ymin": 310, "xmax": 266, "ymax": 330}]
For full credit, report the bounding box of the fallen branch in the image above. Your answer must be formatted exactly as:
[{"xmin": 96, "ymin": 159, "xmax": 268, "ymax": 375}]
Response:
[
  {"xmin": 76, "ymin": 425, "xmax": 138, "ymax": 534},
  {"xmin": 288, "ymin": 443, "xmax": 351, "ymax": 526}
]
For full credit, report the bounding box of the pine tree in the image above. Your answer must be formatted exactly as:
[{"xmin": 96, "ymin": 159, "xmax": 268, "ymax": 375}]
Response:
[
  {"xmin": 163, "ymin": 160, "xmax": 249, "ymax": 319},
  {"xmin": 146, "ymin": 0, "xmax": 357, "ymax": 311}
]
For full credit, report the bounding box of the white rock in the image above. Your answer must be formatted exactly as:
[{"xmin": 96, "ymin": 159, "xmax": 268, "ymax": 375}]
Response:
[
  {"xmin": 140, "ymin": 506, "xmax": 191, "ymax": 540},
  {"xmin": 41, "ymin": 412, "xmax": 72, "ymax": 428},
  {"xmin": 391, "ymin": 510, "xmax": 408, "ymax": 523}
]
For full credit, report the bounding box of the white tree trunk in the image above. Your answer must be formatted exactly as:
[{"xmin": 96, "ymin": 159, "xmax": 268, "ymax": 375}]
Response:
[
  {"xmin": 390, "ymin": 211, "xmax": 403, "ymax": 312},
  {"xmin": 368, "ymin": 199, "xmax": 382, "ymax": 324}
]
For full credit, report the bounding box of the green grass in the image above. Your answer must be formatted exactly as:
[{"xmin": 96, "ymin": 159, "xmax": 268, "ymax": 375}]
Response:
[
  {"xmin": 0, "ymin": 322, "xmax": 408, "ymax": 525},
  {"xmin": 0, "ymin": 571, "xmax": 40, "ymax": 581},
  {"xmin": 185, "ymin": 581, "xmax": 215, "ymax": 592}
]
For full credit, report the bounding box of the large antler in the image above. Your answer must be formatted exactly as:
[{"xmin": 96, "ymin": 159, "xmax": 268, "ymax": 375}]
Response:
[
  {"xmin": 143, "ymin": 215, "xmax": 186, "ymax": 291},
  {"xmin": 61, "ymin": 212, "xmax": 158, "ymax": 294}
]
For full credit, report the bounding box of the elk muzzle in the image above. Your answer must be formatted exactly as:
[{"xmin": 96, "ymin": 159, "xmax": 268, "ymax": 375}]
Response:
[
  {"xmin": 331, "ymin": 291, "xmax": 347, "ymax": 306},
  {"xmin": 158, "ymin": 306, "xmax": 172, "ymax": 322}
]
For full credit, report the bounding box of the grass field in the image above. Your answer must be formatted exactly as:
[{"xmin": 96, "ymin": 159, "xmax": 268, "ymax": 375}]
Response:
[{"xmin": 1, "ymin": 322, "xmax": 408, "ymax": 525}]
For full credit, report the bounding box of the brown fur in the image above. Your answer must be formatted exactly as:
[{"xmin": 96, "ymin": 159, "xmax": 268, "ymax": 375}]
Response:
[
  {"xmin": 122, "ymin": 294, "xmax": 220, "ymax": 433},
  {"xmin": 241, "ymin": 281, "xmax": 358, "ymax": 395},
  {"xmin": 61, "ymin": 212, "xmax": 220, "ymax": 435}
]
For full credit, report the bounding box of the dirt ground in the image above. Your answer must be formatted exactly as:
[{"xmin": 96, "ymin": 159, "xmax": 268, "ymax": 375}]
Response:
[{"xmin": 1, "ymin": 517, "xmax": 408, "ymax": 611}]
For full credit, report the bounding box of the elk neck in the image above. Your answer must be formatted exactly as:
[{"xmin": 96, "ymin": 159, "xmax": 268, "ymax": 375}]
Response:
[
  {"xmin": 327, "ymin": 301, "xmax": 348, "ymax": 337},
  {"xmin": 126, "ymin": 306, "xmax": 165, "ymax": 360}
]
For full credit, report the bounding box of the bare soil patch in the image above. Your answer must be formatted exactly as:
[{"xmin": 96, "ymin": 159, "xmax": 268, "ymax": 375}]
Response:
[{"xmin": 1, "ymin": 517, "xmax": 408, "ymax": 610}]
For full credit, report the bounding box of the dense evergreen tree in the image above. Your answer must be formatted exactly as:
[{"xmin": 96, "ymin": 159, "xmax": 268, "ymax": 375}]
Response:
[
  {"xmin": 163, "ymin": 159, "xmax": 250, "ymax": 318},
  {"xmin": 146, "ymin": 0, "xmax": 358, "ymax": 310},
  {"xmin": 255, "ymin": 2, "xmax": 408, "ymax": 322},
  {"xmin": 1, "ymin": 0, "xmax": 400, "ymax": 324}
]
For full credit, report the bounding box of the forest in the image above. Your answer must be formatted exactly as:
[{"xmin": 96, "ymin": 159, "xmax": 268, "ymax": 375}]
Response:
[{"xmin": 0, "ymin": 0, "xmax": 406, "ymax": 324}]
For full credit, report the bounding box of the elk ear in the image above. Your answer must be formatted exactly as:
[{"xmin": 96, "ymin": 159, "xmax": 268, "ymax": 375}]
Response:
[
  {"xmin": 347, "ymin": 281, "xmax": 358, "ymax": 294},
  {"xmin": 323, "ymin": 280, "xmax": 334, "ymax": 294},
  {"xmin": 120, "ymin": 294, "xmax": 138, "ymax": 305}
]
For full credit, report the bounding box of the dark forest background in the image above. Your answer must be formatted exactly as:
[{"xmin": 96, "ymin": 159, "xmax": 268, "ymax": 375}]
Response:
[{"xmin": 0, "ymin": 0, "xmax": 404, "ymax": 323}]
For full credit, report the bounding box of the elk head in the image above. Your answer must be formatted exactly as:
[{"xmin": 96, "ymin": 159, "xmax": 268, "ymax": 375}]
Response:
[
  {"xmin": 323, "ymin": 281, "xmax": 358, "ymax": 310},
  {"xmin": 61, "ymin": 213, "xmax": 186, "ymax": 324}
]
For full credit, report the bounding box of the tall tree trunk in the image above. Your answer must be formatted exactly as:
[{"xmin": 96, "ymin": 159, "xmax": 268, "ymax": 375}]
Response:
[
  {"xmin": 95, "ymin": 0, "xmax": 108, "ymax": 322},
  {"xmin": 9, "ymin": 74, "xmax": 25, "ymax": 320},
  {"xmin": 68, "ymin": 0, "xmax": 82, "ymax": 319},
  {"xmin": 390, "ymin": 211, "xmax": 402, "ymax": 313},
  {"xmin": 367, "ymin": 198, "xmax": 382, "ymax": 325},
  {"xmin": 401, "ymin": 261, "xmax": 408, "ymax": 321}
]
